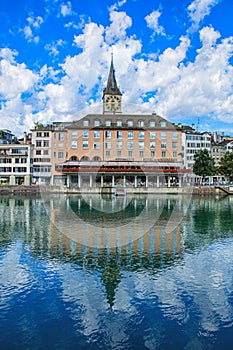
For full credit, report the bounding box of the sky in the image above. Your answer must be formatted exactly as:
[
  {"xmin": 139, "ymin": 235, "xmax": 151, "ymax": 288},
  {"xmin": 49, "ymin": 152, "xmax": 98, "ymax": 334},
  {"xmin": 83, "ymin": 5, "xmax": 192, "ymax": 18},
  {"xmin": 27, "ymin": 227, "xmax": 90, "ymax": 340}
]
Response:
[{"xmin": 0, "ymin": 0, "xmax": 233, "ymax": 136}]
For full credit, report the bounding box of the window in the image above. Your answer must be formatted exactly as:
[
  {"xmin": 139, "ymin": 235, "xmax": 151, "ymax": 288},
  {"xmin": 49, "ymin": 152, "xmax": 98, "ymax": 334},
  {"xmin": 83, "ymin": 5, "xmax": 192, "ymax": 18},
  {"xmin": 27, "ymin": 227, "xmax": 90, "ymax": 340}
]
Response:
[
  {"xmin": 117, "ymin": 120, "xmax": 122, "ymax": 127},
  {"xmin": 161, "ymin": 132, "xmax": 167, "ymax": 139},
  {"xmin": 160, "ymin": 121, "xmax": 167, "ymax": 127},
  {"xmin": 58, "ymin": 133, "xmax": 64, "ymax": 141},
  {"xmin": 72, "ymin": 141, "xmax": 77, "ymax": 149},
  {"xmin": 128, "ymin": 151, "xmax": 133, "ymax": 157},
  {"xmin": 105, "ymin": 120, "xmax": 111, "ymax": 127},
  {"xmin": 36, "ymin": 150, "xmax": 41, "ymax": 155},
  {"xmin": 83, "ymin": 130, "xmax": 88, "ymax": 138},
  {"xmin": 162, "ymin": 151, "xmax": 166, "ymax": 157},
  {"xmin": 138, "ymin": 120, "xmax": 144, "ymax": 127},
  {"xmin": 139, "ymin": 141, "xmax": 144, "ymax": 149},
  {"xmin": 117, "ymin": 131, "xmax": 122, "ymax": 139},
  {"xmin": 128, "ymin": 141, "xmax": 134, "ymax": 149},
  {"xmin": 173, "ymin": 152, "xmax": 177, "ymax": 158},
  {"xmin": 172, "ymin": 132, "xmax": 178, "ymax": 140},
  {"xmin": 105, "ymin": 131, "xmax": 111, "ymax": 139},
  {"xmin": 151, "ymin": 151, "xmax": 155, "ymax": 157},
  {"xmin": 44, "ymin": 132, "xmax": 49, "ymax": 137},
  {"xmin": 116, "ymin": 141, "xmax": 122, "ymax": 149},
  {"xmin": 128, "ymin": 131, "xmax": 134, "ymax": 139},
  {"xmin": 44, "ymin": 150, "xmax": 49, "ymax": 155},
  {"xmin": 138, "ymin": 131, "xmax": 144, "ymax": 139},
  {"xmin": 36, "ymin": 132, "xmax": 42, "ymax": 137},
  {"xmin": 149, "ymin": 120, "xmax": 156, "ymax": 128},
  {"xmin": 43, "ymin": 141, "xmax": 49, "ymax": 147},
  {"xmin": 150, "ymin": 132, "xmax": 156, "ymax": 139},
  {"xmin": 94, "ymin": 130, "xmax": 100, "ymax": 139},
  {"xmin": 150, "ymin": 142, "xmax": 156, "ymax": 149},
  {"xmin": 58, "ymin": 152, "xmax": 64, "ymax": 159},
  {"xmin": 128, "ymin": 120, "xmax": 133, "ymax": 127},
  {"xmin": 161, "ymin": 142, "xmax": 167, "ymax": 149},
  {"xmin": 94, "ymin": 142, "xmax": 100, "ymax": 149},
  {"xmin": 139, "ymin": 151, "xmax": 144, "ymax": 157},
  {"xmin": 94, "ymin": 119, "xmax": 100, "ymax": 127},
  {"xmin": 72, "ymin": 130, "xmax": 78, "ymax": 138},
  {"xmin": 15, "ymin": 158, "xmax": 19, "ymax": 163},
  {"xmin": 172, "ymin": 142, "xmax": 178, "ymax": 149},
  {"xmin": 83, "ymin": 120, "xmax": 89, "ymax": 127},
  {"xmin": 117, "ymin": 151, "xmax": 122, "ymax": 157},
  {"xmin": 105, "ymin": 142, "xmax": 111, "ymax": 149},
  {"xmin": 106, "ymin": 151, "xmax": 110, "ymax": 157},
  {"xmin": 36, "ymin": 141, "xmax": 42, "ymax": 147},
  {"xmin": 82, "ymin": 141, "xmax": 88, "ymax": 149}
]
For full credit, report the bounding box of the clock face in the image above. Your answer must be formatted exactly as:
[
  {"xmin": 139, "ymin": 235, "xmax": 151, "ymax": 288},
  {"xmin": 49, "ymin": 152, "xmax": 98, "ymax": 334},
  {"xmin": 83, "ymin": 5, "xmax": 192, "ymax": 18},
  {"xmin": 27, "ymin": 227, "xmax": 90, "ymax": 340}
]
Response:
[{"xmin": 105, "ymin": 95, "xmax": 121, "ymax": 111}]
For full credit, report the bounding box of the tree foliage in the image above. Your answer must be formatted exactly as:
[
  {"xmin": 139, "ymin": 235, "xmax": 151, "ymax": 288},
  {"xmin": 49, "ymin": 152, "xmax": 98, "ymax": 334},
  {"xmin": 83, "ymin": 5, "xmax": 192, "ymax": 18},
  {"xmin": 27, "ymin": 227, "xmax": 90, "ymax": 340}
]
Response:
[
  {"xmin": 219, "ymin": 152, "xmax": 233, "ymax": 180},
  {"xmin": 193, "ymin": 149, "xmax": 216, "ymax": 179}
]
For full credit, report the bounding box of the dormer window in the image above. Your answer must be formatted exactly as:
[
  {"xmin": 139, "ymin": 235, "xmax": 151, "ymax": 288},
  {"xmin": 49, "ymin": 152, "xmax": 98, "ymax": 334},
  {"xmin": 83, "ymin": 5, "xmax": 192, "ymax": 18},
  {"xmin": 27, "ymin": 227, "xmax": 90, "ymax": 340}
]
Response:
[
  {"xmin": 138, "ymin": 120, "xmax": 144, "ymax": 127},
  {"xmin": 94, "ymin": 119, "xmax": 100, "ymax": 127},
  {"xmin": 149, "ymin": 120, "xmax": 156, "ymax": 128},
  {"xmin": 117, "ymin": 120, "xmax": 122, "ymax": 127},
  {"xmin": 160, "ymin": 121, "xmax": 166, "ymax": 127},
  {"xmin": 128, "ymin": 120, "xmax": 133, "ymax": 127},
  {"xmin": 83, "ymin": 120, "xmax": 89, "ymax": 127},
  {"xmin": 106, "ymin": 120, "xmax": 111, "ymax": 127}
]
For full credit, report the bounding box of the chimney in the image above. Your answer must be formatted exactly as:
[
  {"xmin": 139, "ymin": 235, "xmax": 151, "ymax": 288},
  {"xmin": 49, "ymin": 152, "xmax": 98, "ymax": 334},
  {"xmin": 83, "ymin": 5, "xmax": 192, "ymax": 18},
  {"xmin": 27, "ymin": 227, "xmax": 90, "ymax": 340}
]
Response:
[{"xmin": 24, "ymin": 132, "xmax": 27, "ymax": 144}]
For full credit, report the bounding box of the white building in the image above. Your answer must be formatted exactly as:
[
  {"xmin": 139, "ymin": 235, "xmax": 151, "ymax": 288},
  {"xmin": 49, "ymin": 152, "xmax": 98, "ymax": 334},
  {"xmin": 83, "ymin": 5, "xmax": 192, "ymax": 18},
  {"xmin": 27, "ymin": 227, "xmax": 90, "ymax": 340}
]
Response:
[{"xmin": 0, "ymin": 142, "xmax": 33, "ymax": 185}]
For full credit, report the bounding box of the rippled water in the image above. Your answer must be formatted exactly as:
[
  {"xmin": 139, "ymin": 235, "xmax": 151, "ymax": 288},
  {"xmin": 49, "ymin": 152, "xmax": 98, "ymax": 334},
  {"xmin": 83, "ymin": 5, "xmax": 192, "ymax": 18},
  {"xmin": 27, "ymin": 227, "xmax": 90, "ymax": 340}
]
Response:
[{"xmin": 0, "ymin": 194, "xmax": 233, "ymax": 350}]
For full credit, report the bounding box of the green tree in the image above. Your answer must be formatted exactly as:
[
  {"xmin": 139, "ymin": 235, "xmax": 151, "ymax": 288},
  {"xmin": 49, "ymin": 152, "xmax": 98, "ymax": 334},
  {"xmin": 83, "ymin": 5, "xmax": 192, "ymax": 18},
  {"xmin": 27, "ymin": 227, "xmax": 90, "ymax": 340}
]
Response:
[
  {"xmin": 193, "ymin": 149, "xmax": 216, "ymax": 181},
  {"xmin": 34, "ymin": 121, "xmax": 44, "ymax": 129},
  {"xmin": 219, "ymin": 152, "xmax": 233, "ymax": 181}
]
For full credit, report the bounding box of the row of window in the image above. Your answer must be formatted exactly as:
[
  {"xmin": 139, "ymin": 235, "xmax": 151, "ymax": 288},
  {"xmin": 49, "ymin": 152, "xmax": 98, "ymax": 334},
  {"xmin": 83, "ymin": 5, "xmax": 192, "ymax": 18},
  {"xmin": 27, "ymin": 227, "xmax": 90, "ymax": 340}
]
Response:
[
  {"xmin": 36, "ymin": 132, "xmax": 50, "ymax": 138},
  {"xmin": 36, "ymin": 141, "xmax": 50, "ymax": 147},
  {"xmin": 67, "ymin": 130, "xmax": 179, "ymax": 140},
  {"xmin": 70, "ymin": 140, "xmax": 178, "ymax": 150},
  {"xmin": 80, "ymin": 119, "xmax": 167, "ymax": 128},
  {"xmin": 186, "ymin": 135, "xmax": 211, "ymax": 141},
  {"xmin": 56, "ymin": 150, "xmax": 177, "ymax": 160},
  {"xmin": 0, "ymin": 157, "xmax": 28, "ymax": 164},
  {"xmin": 187, "ymin": 143, "xmax": 211, "ymax": 148},
  {"xmin": 0, "ymin": 167, "xmax": 27, "ymax": 172}
]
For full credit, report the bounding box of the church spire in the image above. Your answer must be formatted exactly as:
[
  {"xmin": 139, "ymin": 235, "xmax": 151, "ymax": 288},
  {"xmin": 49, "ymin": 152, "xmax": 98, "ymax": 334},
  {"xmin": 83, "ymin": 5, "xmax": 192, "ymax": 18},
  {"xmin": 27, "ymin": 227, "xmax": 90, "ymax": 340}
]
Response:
[
  {"xmin": 103, "ymin": 54, "xmax": 122, "ymax": 114},
  {"xmin": 103, "ymin": 53, "xmax": 122, "ymax": 96}
]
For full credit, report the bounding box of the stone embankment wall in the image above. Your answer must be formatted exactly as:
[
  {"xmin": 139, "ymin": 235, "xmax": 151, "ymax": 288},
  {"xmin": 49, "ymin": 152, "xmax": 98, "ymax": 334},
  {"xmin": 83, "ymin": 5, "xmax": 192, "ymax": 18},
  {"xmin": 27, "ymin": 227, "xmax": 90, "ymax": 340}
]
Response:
[{"xmin": 0, "ymin": 185, "xmax": 229, "ymax": 196}]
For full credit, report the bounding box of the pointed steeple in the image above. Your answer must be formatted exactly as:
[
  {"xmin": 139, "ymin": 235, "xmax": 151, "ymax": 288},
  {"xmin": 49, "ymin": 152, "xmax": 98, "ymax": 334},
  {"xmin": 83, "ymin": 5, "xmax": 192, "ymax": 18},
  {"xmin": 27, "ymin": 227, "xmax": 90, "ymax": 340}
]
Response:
[
  {"xmin": 103, "ymin": 53, "xmax": 122, "ymax": 96},
  {"xmin": 103, "ymin": 54, "xmax": 122, "ymax": 114}
]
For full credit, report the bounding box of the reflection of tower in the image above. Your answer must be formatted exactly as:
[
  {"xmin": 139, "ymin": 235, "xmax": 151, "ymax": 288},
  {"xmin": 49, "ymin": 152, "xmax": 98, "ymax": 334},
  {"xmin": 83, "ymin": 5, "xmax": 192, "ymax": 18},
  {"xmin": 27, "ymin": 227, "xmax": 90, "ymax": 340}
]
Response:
[{"xmin": 101, "ymin": 260, "xmax": 121, "ymax": 309}]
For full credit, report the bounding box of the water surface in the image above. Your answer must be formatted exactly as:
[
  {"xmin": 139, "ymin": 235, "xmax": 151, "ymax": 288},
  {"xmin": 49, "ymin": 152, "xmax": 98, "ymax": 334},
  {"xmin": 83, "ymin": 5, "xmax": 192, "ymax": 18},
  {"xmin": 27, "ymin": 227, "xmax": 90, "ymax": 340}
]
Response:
[{"xmin": 0, "ymin": 194, "xmax": 233, "ymax": 350}]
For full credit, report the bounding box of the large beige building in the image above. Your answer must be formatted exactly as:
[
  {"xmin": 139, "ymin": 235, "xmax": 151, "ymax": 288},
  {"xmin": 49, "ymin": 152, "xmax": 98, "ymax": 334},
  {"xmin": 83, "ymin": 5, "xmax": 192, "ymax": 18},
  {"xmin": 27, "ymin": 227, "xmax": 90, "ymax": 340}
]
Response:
[{"xmin": 32, "ymin": 56, "xmax": 189, "ymax": 189}]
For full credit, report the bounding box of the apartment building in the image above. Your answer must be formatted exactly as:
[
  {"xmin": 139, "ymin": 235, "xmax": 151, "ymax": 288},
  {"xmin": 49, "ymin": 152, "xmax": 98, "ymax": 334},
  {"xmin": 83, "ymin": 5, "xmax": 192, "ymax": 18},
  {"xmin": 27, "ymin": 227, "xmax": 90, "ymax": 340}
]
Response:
[
  {"xmin": 31, "ymin": 126, "xmax": 53, "ymax": 185},
  {"xmin": 179, "ymin": 124, "xmax": 211, "ymax": 170},
  {"xmin": 0, "ymin": 141, "xmax": 33, "ymax": 185}
]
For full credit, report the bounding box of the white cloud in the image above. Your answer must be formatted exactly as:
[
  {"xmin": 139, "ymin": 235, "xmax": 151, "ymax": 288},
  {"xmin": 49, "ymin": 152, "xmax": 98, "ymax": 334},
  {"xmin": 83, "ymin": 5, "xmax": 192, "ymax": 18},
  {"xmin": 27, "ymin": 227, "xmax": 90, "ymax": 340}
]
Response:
[
  {"xmin": 105, "ymin": 11, "xmax": 132, "ymax": 44},
  {"xmin": 145, "ymin": 9, "xmax": 165, "ymax": 36},
  {"xmin": 0, "ymin": 50, "xmax": 38, "ymax": 99},
  {"xmin": 22, "ymin": 14, "xmax": 43, "ymax": 43},
  {"xmin": 60, "ymin": 1, "xmax": 73, "ymax": 17},
  {"xmin": 188, "ymin": 0, "xmax": 220, "ymax": 30},
  {"xmin": 1, "ymin": 5, "xmax": 233, "ymax": 136}
]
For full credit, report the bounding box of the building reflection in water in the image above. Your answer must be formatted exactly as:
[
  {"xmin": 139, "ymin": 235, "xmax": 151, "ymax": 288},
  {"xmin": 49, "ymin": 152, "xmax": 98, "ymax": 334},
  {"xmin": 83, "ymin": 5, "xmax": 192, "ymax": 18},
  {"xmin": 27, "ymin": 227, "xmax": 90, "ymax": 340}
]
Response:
[{"xmin": 0, "ymin": 194, "xmax": 233, "ymax": 341}]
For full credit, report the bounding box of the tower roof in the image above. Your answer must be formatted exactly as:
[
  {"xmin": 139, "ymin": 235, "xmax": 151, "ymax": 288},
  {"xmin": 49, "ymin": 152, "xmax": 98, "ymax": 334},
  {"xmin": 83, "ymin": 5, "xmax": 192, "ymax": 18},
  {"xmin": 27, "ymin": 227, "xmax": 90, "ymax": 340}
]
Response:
[{"xmin": 103, "ymin": 54, "xmax": 122, "ymax": 96}]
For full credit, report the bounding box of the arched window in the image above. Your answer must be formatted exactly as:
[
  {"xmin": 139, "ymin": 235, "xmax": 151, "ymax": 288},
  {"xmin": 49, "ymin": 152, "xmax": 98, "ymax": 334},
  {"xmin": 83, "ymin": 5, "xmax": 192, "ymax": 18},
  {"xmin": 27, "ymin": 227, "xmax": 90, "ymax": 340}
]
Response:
[
  {"xmin": 69, "ymin": 156, "xmax": 78, "ymax": 161},
  {"xmin": 92, "ymin": 156, "xmax": 101, "ymax": 161},
  {"xmin": 80, "ymin": 156, "xmax": 90, "ymax": 161}
]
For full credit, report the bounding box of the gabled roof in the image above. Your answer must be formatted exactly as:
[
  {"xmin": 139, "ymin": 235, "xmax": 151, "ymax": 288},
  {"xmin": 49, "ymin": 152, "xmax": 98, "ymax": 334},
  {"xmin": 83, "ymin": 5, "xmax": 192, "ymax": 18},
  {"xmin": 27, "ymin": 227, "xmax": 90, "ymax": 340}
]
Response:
[{"xmin": 103, "ymin": 54, "xmax": 122, "ymax": 96}]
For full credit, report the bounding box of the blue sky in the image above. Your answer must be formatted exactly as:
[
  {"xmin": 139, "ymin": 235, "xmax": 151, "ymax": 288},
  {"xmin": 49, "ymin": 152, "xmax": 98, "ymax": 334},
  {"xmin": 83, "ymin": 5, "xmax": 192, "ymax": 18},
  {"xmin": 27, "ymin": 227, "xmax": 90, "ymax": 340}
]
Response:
[{"xmin": 0, "ymin": 0, "xmax": 233, "ymax": 136}]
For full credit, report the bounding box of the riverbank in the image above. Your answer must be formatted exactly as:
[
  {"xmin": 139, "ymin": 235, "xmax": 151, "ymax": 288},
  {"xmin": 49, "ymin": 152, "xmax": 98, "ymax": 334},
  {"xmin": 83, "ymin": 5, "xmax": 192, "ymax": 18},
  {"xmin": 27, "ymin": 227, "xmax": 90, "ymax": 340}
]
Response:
[{"xmin": 0, "ymin": 185, "xmax": 230, "ymax": 195}]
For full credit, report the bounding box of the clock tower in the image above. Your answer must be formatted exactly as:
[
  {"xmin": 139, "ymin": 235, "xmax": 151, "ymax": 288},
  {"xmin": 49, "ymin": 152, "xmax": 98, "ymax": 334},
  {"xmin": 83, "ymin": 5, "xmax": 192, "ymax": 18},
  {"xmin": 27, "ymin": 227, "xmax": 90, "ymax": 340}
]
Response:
[{"xmin": 103, "ymin": 54, "xmax": 122, "ymax": 114}]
